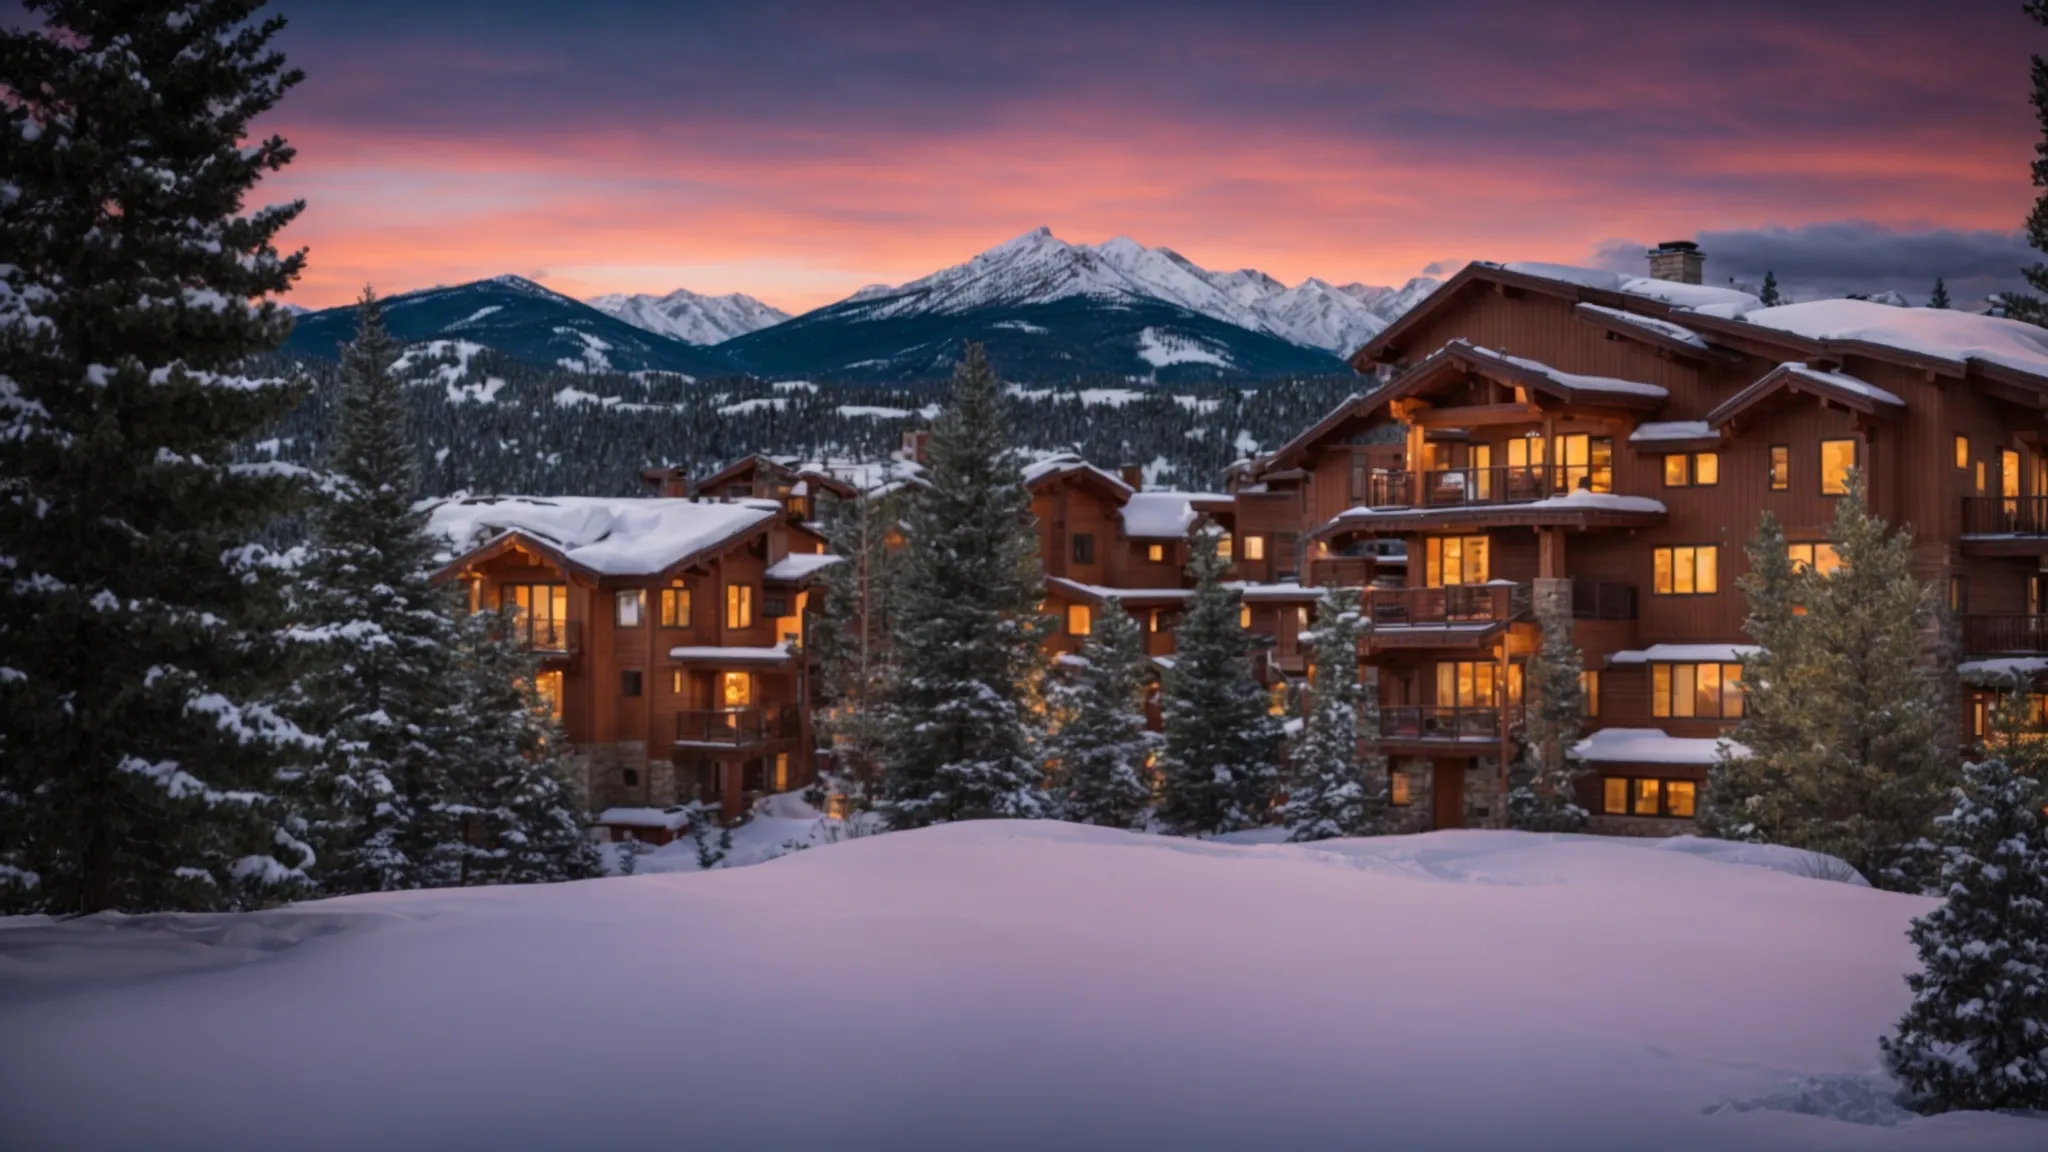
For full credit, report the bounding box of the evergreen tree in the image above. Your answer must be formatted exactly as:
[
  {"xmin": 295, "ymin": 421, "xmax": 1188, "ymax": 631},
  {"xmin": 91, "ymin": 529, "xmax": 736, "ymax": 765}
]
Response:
[
  {"xmin": 810, "ymin": 475, "xmax": 906, "ymax": 813},
  {"xmin": 2017, "ymin": 0, "xmax": 2048, "ymax": 323},
  {"xmin": 1507, "ymin": 588, "xmax": 1588, "ymax": 832},
  {"xmin": 0, "ymin": 0, "xmax": 318, "ymax": 912},
  {"xmin": 441, "ymin": 607, "xmax": 602, "ymax": 886},
  {"xmin": 1156, "ymin": 531, "xmax": 1285, "ymax": 835},
  {"xmin": 1700, "ymin": 511, "xmax": 1801, "ymax": 842},
  {"xmin": 289, "ymin": 291, "xmax": 466, "ymax": 893},
  {"xmin": 1282, "ymin": 587, "xmax": 1386, "ymax": 842},
  {"xmin": 1045, "ymin": 598, "xmax": 1155, "ymax": 830},
  {"xmin": 877, "ymin": 345, "xmax": 1051, "ymax": 828},
  {"xmin": 1929, "ymin": 277, "xmax": 1952, "ymax": 309},
  {"xmin": 1881, "ymin": 757, "xmax": 2048, "ymax": 1113},
  {"xmin": 1702, "ymin": 479, "xmax": 1955, "ymax": 889},
  {"xmin": 1759, "ymin": 269, "xmax": 1782, "ymax": 307}
]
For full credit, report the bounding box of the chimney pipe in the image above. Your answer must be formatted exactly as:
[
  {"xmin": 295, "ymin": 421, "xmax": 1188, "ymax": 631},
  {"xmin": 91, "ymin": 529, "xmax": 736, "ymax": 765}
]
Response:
[{"xmin": 1646, "ymin": 240, "xmax": 1704, "ymax": 285}]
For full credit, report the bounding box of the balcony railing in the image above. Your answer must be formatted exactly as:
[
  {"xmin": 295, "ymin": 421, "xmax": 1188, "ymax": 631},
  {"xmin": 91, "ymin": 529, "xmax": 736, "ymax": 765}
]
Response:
[
  {"xmin": 1366, "ymin": 466, "xmax": 1612, "ymax": 510},
  {"xmin": 674, "ymin": 706, "xmax": 801, "ymax": 745},
  {"xmin": 1308, "ymin": 555, "xmax": 1378, "ymax": 589},
  {"xmin": 1962, "ymin": 496, "xmax": 2048, "ymax": 536},
  {"xmin": 1378, "ymin": 705, "xmax": 1505, "ymax": 742},
  {"xmin": 511, "ymin": 617, "xmax": 579, "ymax": 653},
  {"xmin": 1368, "ymin": 583, "xmax": 1529, "ymax": 627},
  {"xmin": 1960, "ymin": 614, "xmax": 2048, "ymax": 655},
  {"xmin": 1571, "ymin": 581, "xmax": 1638, "ymax": 621}
]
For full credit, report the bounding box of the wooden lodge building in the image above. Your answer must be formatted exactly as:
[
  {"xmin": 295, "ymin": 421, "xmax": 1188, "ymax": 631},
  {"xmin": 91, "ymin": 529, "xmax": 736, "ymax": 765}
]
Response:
[{"xmin": 1036, "ymin": 242, "xmax": 2048, "ymax": 835}]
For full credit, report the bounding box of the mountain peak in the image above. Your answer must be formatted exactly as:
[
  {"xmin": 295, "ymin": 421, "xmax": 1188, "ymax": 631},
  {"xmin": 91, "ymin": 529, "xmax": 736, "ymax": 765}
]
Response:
[{"xmin": 584, "ymin": 285, "xmax": 790, "ymax": 345}]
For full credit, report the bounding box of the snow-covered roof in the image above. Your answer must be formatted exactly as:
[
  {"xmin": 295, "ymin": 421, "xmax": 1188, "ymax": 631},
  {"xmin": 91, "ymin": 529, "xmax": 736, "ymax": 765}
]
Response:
[
  {"xmin": 1229, "ymin": 581, "xmax": 1325, "ymax": 602},
  {"xmin": 1021, "ymin": 452, "xmax": 1134, "ymax": 496},
  {"xmin": 1572, "ymin": 727, "xmax": 1748, "ymax": 766},
  {"xmin": 427, "ymin": 496, "xmax": 780, "ymax": 577},
  {"xmin": 1496, "ymin": 262, "xmax": 1761, "ymax": 312},
  {"xmin": 763, "ymin": 553, "xmax": 843, "ymax": 582},
  {"xmin": 1121, "ymin": 491, "xmax": 1224, "ymax": 539},
  {"xmin": 1449, "ymin": 340, "xmax": 1669, "ymax": 400},
  {"xmin": 1778, "ymin": 363, "xmax": 1903, "ymax": 407},
  {"xmin": 1331, "ymin": 489, "xmax": 1666, "ymax": 523},
  {"xmin": 1575, "ymin": 303, "xmax": 1709, "ymax": 350},
  {"xmin": 1608, "ymin": 644, "xmax": 1760, "ymax": 665},
  {"xmin": 1957, "ymin": 656, "xmax": 2048, "ymax": 684},
  {"xmin": 1044, "ymin": 576, "xmax": 1195, "ymax": 605},
  {"xmin": 1739, "ymin": 300, "xmax": 2048, "ymax": 380},
  {"xmin": 1628, "ymin": 421, "xmax": 1716, "ymax": 444},
  {"xmin": 594, "ymin": 806, "xmax": 694, "ymax": 831},
  {"xmin": 667, "ymin": 645, "xmax": 797, "ymax": 666}
]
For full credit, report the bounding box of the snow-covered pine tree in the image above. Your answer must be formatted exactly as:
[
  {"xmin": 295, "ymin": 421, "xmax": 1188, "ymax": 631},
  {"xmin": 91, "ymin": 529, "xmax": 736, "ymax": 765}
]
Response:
[
  {"xmin": 0, "ymin": 0, "xmax": 319, "ymax": 912},
  {"xmin": 1929, "ymin": 278, "xmax": 1952, "ymax": 310},
  {"xmin": 810, "ymin": 473, "xmax": 905, "ymax": 813},
  {"xmin": 1281, "ymin": 587, "xmax": 1386, "ymax": 842},
  {"xmin": 442, "ymin": 607, "xmax": 602, "ymax": 886},
  {"xmin": 1045, "ymin": 598, "xmax": 1155, "ymax": 830},
  {"xmin": 1759, "ymin": 269, "xmax": 1782, "ymax": 307},
  {"xmin": 1156, "ymin": 531, "xmax": 1285, "ymax": 836},
  {"xmin": 877, "ymin": 345, "xmax": 1051, "ymax": 829},
  {"xmin": 1507, "ymin": 587, "xmax": 1588, "ymax": 832},
  {"xmin": 1700, "ymin": 510, "xmax": 1802, "ymax": 843},
  {"xmin": 1880, "ymin": 757, "xmax": 2048, "ymax": 1113},
  {"xmin": 289, "ymin": 290, "xmax": 466, "ymax": 894},
  {"xmin": 1705, "ymin": 478, "xmax": 1955, "ymax": 889},
  {"xmin": 2014, "ymin": 0, "xmax": 2048, "ymax": 323}
]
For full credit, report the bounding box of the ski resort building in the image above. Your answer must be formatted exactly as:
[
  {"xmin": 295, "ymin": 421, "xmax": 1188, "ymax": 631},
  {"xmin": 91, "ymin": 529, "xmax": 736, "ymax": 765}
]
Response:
[
  {"xmin": 426, "ymin": 493, "xmax": 840, "ymax": 833},
  {"xmin": 1232, "ymin": 243, "xmax": 2048, "ymax": 834}
]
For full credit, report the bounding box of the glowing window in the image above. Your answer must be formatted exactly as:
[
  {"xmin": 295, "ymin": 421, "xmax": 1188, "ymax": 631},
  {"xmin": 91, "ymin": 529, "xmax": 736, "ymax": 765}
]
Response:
[
  {"xmin": 1580, "ymin": 670, "xmax": 1600, "ymax": 717},
  {"xmin": 1243, "ymin": 535, "xmax": 1266, "ymax": 562},
  {"xmin": 1239, "ymin": 603, "xmax": 1252, "ymax": 629},
  {"xmin": 1652, "ymin": 546, "xmax": 1718, "ymax": 595},
  {"xmin": 1769, "ymin": 446, "xmax": 1790, "ymax": 491},
  {"xmin": 1955, "ymin": 435, "xmax": 1970, "ymax": 470},
  {"xmin": 1424, "ymin": 536, "xmax": 1489, "ymax": 587},
  {"xmin": 1067, "ymin": 603, "xmax": 1093, "ymax": 636},
  {"xmin": 659, "ymin": 584, "xmax": 691, "ymax": 628},
  {"xmin": 1603, "ymin": 777, "xmax": 1628, "ymax": 815},
  {"xmin": 1634, "ymin": 778, "xmax": 1662, "ymax": 816},
  {"xmin": 725, "ymin": 583, "xmax": 754, "ymax": 630},
  {"xmin": 1820, "ymin": 439, "xmax": 1856, "ymax": 496},
  {"xmin": 1147, "ymin": 543, "xmax": 1166, "ymax": 563},
  {"xmin": 1390, "ymin": 772, "xmax": 1411, "ymax": 806},
  {"xmin": 1666, "ymin": 781, "xmax": 1697, "ymax": 818},
  {"xmin": 1651, "ymin": 663, "xmax": 1744, "ymax": 719},
  {"xmin": 719, "ymin": 671, "xmax": 752, "ymax": 708},
  {"xmin": 1787, "ymin": 543, "xmax": 1843, "ymax": 576}
]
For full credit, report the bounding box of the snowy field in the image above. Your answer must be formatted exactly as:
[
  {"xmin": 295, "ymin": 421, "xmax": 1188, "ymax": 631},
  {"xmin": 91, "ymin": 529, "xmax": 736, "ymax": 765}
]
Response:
[{"xmin": 2, "ymin": 824, "xmax": 2042, "ymax": 1151}]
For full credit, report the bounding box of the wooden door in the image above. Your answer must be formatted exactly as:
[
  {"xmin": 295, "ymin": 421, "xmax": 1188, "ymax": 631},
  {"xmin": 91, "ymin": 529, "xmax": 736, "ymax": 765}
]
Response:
[{"xmin": 1432, "ymin": 758, "xmax": 1464, "ymax": 829}]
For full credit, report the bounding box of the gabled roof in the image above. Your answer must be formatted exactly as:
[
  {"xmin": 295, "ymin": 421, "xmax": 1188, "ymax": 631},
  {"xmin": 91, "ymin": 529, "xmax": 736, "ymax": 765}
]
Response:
[
  {"xmin": 1704, "ymin": 362, "xmax": 1904, "ymax": 430},
  {"xmin": 1022, "ymin": 453, "xmax": 1136, "ymax": 502},
  {"xmin": 690, "ymin": 453, "xmax": 790, "ymax": 496},
  {"xmin": 428, "ymin": 495, "xmax": 781, "ymax": 582}
]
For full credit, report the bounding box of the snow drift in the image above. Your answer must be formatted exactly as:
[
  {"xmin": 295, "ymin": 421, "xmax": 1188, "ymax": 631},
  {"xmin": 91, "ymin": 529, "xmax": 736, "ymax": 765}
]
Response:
[{"xmin": 2, "ymin": 825, "xmax": 2040, "ymax": 1151}]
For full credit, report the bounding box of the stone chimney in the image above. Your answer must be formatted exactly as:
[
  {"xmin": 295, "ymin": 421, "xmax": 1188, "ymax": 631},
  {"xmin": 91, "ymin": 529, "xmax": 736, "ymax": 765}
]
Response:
[
  {"xmin": 1119, "ymin": 463, "xmax": 1144, "ymax": 491},
  {"xmin": 640, "ymin": 466, "xmax": 688, "ymax": 498},
  {"xmin": 1646, "ymin": 240, "xmax": 1704, "ymax": 285}
]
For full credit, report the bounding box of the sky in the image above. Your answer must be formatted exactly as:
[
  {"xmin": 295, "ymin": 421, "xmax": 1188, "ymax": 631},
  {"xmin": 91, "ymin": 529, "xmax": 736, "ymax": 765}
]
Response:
[{"xmin": 29, "ymin": 0, "xmax": 2043, "ymax": 311}]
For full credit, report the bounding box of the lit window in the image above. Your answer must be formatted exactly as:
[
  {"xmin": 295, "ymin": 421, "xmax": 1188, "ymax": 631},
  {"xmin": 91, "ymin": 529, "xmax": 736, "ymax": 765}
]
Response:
[
  {"xmin": 1239, "ymin": 603, "xmax": 1253, "ymax": 629},
  {"xmin": 1424, "ymin": 536, "xmax": 1490, "ymax": 587},
  {"xmin": 1950, "ymin": 575, "xmax": 1968, "ymax": 613},
  {"xmin": 1436, "ymin": 661, "xmax": 1499, "ymax": 709},
  {"xmin": 659, "ymin": 584, "xmax": 690, "ymax": 628},
  {"xmin": 1652, "ymin": 546, "xmax": 1718, "ymax": 595},
  {"xmin": 1955, "ymin": 435, "xmax": 1970, "ymax": 470},
  {"xmin": 1244, "ymin": 535, "xmax": 1266, "ymax": 562},
  {"xmin": 1820, "ymin": 439, "xmax": 1856, "ymax": 495},
  {"xmin": 1694, "ymin": 452, "xmax": 1719, "ymax": 486},
  {"xmin": 1147, "ymin": 609, "xmax": 1161, "ymax": 633},
  {"xmin": 501, "ymin": 583, "xmax": 568, "ymax": 649},
  {"xmin": 614, "ymin": 589, "xmax": 644, "ymax": 628},
  {"xmin": 1976, "ymin": 460, "xmax": 1987, "ymax": 494},
  {"xmin": 1666, "ymin": 781, "xmax": 1697, "ymax": 818},
  {"xmin": 1769, "ymin": 446, "xmax": 1790, "ymax": 491},
  {"xmin": 1390, "ymin": 772, "xmax": 1411, "ymax": 806},
  {"xmin": 1216, "ymin": 536, "xmax": 1233, "ymax": 562},
  {"xmin": 1603, "ymin": 777, "xmax": 1628, "ymax": 815},
  {"xmin": 1268, "ymin": 681, "xmax": 1288, "ymax": 716},
  {"xmin": 536, "ymin": 670, "xmax": 563, "ymax": 719},
  {"xmin": 1148, "ymin": 543, "xmax": 1166, "ymax": 563},
  {"xmin": 2002, "ymin": 450, "xmax": 2022, "ymax": 502},
  {"xmin": 1664, "ymin": 453, "xmax": 1719, "ymax": 487},
  {"xmin": 720, "ymin": 671, "xmax": 752, "ymax": 708},
  {"xmin": 1580, "ymin": 670, "xmax": 1600, "ymax": 718},
  {"xmin": 1296, "ymin": 606, "xmax": 1310, "ymax": 630},
  {"xmin": 1663, "ymin": 455, "xmax": 1688, "ymax": 487},
  {"xmin": 1550, "ymin": 434, "xmax": 1614, "ymax": 492},
  {"xmin": 1634, "ymin": 778, "xmax": 1662, "ymax": 816},
  {"xmin": 1651, "ymin": 662, "xmax": 1744, "ymax": 719},
  {"xmin": 725, "ymin": 584, "xmax": 754, "ymax": 629},
  {"xmin": 774, "ymin": 753, "xmax": 790, "ymax": 793},
  {"xmin": 671, "ymin": 668, "xmax": 685, "ymax": 695},
  {"xmin": 1067, "ymin": 603, "xmax": 1093, "ymax": 636},
  {"xmin": 1787, "ymin": 543, "xmax": 1843, "ymax": 576}
]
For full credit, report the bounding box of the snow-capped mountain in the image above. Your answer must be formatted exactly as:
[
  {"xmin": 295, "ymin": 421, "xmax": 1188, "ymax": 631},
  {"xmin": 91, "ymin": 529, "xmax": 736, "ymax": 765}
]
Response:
[
  {"xmin": 585, "ymin": 288, "xmax": 790, "ymax": 345},
  {"xmin": 829, "ymin": 227, "xmax": 1438, "ymax": 356}
]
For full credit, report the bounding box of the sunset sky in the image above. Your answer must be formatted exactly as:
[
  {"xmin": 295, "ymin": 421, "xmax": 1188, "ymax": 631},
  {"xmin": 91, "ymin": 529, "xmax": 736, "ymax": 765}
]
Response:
[{"xmin": 142, "ymin": 1, "xmax": 2048, "ymax": 309}]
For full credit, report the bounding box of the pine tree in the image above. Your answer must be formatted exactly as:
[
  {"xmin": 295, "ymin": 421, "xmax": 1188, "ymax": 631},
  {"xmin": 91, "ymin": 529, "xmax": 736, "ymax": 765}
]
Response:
[
  {"xmin": 1046, "ymin": 598, "xmax": 1155, "ymax": 829},
  {"xmin": 2017, "ymin": 0, "xmax": 2048, "ymax": 323},
  {"xmin": 1282, "ymin": 587, "xmax": 1386, "ymax": 842},
  {"xmin": 442, "ymin": 608, "xmax": 602, "ymax": 886},
  {"xmin": 1700, "ymin": 511, "xmax": 1801, "ymax": 842},
  {"xmin": 878, "ymin": 345, "xmax": 1051, "ymax": 828},
  {"xmin": 289, "ymin": 290, "xmax": 467, "ymax": 893},
  {"xmin": 1759, "ymin": 269, "xmax": 1782, "ymax": 307},
  {"xmin": 810, "ymin": 474, "xmax": 905, "ymax": 813},
  {"xmin": 1156, "ymin": 531, "xmax": 1285, "ymax": 835},
  {"xmin": 1703, "ymin": 479, "xmax": 1956, "ymax": 889},
  {"xmin": 0, "ymin": 1, "xmax": 319, "ymax": 912},
  {"xmin": 1880, "ymin": 757, "xmax": 2048, "ymax": 1113},
  {"xmin": 1929, "ymin": 277, "xmax": 1952, "ymax": 310},
  {"xmin": 1507, "ymin": 588, "xmax": 1588, "ymax": 832}
]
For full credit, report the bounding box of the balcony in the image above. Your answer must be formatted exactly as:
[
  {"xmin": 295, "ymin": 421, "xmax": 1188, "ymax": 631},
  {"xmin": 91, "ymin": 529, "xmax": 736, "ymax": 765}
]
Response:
[
  {"xmin": 1307, "ymin": 555, "xmax": 1379, "ymax": 589},
  {"xmin": 1962, "ymin": 496, "xmax": 2048, "ymax": 537},
  {"xmin": 674, "ymin": 705, "xmax": 802, "ymax": 746},
  {"xmin": 511, "ymin": 618, "xmax": 580, "ymax": 656},
  {"xmin": 1960, "ymin": 614, "xmax": 2048, "ymax": 655},
  {"xmin": 1367, "ymin": 466, "xmax": 1609, "ymax": 510},
  {"xmin": 1378, "ymin": 705, "xmax": 1506, "ymax": 744},
  {"xmin": 1571, "ymin": 581, "xmax": 1638, "ymax": 620},
  {"xmin": 1365, "ymin": 583, "xmax": 1529, "ymax": 649}
]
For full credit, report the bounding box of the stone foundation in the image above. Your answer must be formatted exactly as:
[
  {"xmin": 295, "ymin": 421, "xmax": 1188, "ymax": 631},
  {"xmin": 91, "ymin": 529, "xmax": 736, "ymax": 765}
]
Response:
[
  {"xmin": 583, "ymin": 741, "xmax": 655, "ymax": 811},
  {"xmin": 1587, "ymin": 813, "xmax": 1694, "ymax": 839}
]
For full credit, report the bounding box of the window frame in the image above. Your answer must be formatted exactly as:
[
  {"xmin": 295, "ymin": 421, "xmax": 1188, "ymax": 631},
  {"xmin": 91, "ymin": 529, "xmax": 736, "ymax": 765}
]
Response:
[
  {"xmin": 1066, "ymin": 602, "xmax": 1093, "ymax": 637},
  {"xmin": 1950, "ymin": 575, "xmax": 1968, "ymax": 614},
  {"xmin": 1071, "ymin": 533, "xmax": 1095, "ymax": 565},
  {"xmin": 1579, "ymin": 669, "xmax": 1600, "ymax": 718},
  {"xmin": 620, "ymin": 669, "xmax": 644, "ymax": 698},
  {"xmin": 1787, "ymin": 542, "xmax": 1843, "ymax": 576},
  {"xmin": 1769, "ymin": 445, "xmax": 1790, "ymax": 491},
  {"xmin": 1661, "ymin": 452, "xmax": 1720, "ymax": 488},
  {"xmin": 1955, "ymin": 435, "xmax": 1970, "ymax": 470},
  {"xmin": 1242, "ymin": 534, "xmax": 1266, "ymax": 562},
  {"xmin": 1820, "ymin": 438, "xmax": 1857, "ymax": 496},
  {"xmin": 724, "ymin": 583, "xmax": 754, "ymax": 630},
  {"xmin": 1147, "ymin": 543, "xmax": 1166, "ymax": 564},
  {"xmin": 1602, "ymin": 776, "xmax": 1698, "ymax": 818},
  {"xmin": 1424, "ymin": 535, "xmax": 1490, "ymax": 588},
  {"xmin": 1651, "ymin": 545, "xmax": 1720, "ymax": 596},
  {"xmin": 1650, "ymin": 661, "xmax": 1744, "ymax": 719},
  {"xmin": 658, "ymin": 584, "xmax": 691, "ymax": 628},
  {"xmin": 614, "ymin": 589, "xmax": 645, "ymax": 628}
]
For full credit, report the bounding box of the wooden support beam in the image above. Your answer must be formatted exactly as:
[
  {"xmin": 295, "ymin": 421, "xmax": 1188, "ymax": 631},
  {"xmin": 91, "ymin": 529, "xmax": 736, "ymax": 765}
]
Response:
[{"xmin": 1410, "ymin": 403, "xmax": 1544, "ymax": 428}]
